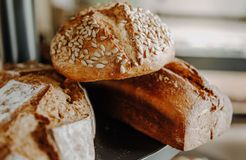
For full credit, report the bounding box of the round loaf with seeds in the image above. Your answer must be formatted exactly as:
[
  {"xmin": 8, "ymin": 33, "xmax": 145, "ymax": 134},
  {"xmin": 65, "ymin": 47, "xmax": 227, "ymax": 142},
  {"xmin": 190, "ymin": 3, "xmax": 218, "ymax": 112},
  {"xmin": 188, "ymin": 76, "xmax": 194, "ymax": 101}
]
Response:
[{"xmin": 50, "ymin": 2, "xmax": 175, "ymax": 82}]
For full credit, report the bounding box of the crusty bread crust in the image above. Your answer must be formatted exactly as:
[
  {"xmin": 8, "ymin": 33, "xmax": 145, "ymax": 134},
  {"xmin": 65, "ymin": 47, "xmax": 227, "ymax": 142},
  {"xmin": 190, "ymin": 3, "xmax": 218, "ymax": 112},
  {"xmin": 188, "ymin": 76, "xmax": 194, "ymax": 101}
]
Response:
[
  {"xmin": 0, "ymin": 63, "xmax": 95, "ymax": 160},
  {"xmin": 51, "ymin": 2, "xmax": 174, "ymax": 82},
  {"xmin": 88, "ymin": 59, "xmax": 233, "ymax": 151},
  {"xmin": 0, "ymin": 61, "xmax": 59, "ymax": 87}
]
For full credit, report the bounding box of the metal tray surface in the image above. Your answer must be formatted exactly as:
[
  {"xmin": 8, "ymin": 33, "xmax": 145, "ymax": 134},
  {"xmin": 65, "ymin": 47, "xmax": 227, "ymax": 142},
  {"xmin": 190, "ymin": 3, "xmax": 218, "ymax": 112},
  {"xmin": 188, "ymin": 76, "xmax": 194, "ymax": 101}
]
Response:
[
  {"xmin": 94, "ymin": 112, "xmax": 164, "ymax": 160},
  {"xmin": 90, "ymin": 92, "xmax": 179, "ymax": 160}
]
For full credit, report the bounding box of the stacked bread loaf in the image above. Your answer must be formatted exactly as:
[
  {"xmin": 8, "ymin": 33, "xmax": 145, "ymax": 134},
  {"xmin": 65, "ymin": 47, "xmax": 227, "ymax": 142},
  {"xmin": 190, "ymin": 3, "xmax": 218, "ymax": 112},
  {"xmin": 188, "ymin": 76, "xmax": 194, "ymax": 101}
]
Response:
[
  {"xmin": 89, "ymin": 59, "xmax": 232, "ymax": 150},
  {"xmin": 0, "ymin": 2, "xmax": 232, "ymax": 160}
]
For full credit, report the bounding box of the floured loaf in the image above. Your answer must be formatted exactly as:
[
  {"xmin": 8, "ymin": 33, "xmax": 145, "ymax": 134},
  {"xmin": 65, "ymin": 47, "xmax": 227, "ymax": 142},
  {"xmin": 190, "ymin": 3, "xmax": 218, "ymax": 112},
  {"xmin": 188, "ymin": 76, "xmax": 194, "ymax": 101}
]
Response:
[{"xmin": 0, "ymin": 62, "xmax": 95, "ymax": 160}]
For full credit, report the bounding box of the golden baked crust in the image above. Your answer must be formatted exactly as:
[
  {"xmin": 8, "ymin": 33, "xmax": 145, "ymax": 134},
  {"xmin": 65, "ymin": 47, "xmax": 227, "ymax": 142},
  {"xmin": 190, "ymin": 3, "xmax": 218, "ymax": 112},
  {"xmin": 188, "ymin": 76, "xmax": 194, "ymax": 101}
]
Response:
[
  {"xmin": 51, "ymin": 2, "xmax": 175, "ymax": 82},
  {"xmin": 88, "ymin": 59, "xmax": 233, "ymax": 151}
]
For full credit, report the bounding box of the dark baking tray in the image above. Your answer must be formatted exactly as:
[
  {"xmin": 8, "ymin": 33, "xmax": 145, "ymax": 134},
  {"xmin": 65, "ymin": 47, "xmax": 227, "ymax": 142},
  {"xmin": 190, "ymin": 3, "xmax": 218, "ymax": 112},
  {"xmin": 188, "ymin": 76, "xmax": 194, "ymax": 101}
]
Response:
[
  {"xmin": 88, "ymin": 87, "xmax": 180, "ymax": 160},
  {"xmin": 94, "ymin": 112, "xmax": 179, "ymax": 160},
  {"xmin": 94, "ymin": 112, "xmax": 163, "ymax": 160}
]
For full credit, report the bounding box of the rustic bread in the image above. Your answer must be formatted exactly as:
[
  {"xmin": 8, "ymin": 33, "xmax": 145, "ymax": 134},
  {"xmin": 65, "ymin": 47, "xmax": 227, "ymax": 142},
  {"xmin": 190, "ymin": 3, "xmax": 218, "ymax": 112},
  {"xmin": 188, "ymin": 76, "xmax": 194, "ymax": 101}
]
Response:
[
  {"xmin": 3, "ymin": 61, "xmax": 53, "ymax": 73},
  {"xmin": 50, "ymin": 2, "xmax": 174, "ymax": 82},
  {"xmin": 0, "ymin": 61, "xmax": 57, "ymax": 87},
  {"xmin": 87, "ymin": 59, "xmax": 233, "ymax": 151},
  {"xmin": 0, "ymin": 63, "xmax": 95, "ymax": 160}
]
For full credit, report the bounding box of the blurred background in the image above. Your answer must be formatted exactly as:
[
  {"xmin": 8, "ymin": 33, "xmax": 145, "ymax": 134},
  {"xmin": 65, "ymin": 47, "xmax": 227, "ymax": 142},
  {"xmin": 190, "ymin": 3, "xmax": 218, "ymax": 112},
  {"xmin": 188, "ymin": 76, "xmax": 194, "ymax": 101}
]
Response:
[{"xmin": 0, "ymin": 0, "xmax": 246, "ymax": 160}]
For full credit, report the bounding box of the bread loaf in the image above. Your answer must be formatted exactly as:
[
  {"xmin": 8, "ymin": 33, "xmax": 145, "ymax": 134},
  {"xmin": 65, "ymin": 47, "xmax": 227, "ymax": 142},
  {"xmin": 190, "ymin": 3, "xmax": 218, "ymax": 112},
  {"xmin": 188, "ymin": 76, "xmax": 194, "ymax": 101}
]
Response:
[
  {"xmin": 0, "ymin": 61, "xmax": 55, "ymax": 87},
  {"xmin": 0, "ymin": 63, "xmax": 95, "ymax": 160},
  {"xmin": 88, "ymin": 59, "xmax": 233, "ymax": 151},
  {"xmin": 51, "ymin": 2, "xmax": 174, "ymax": 82}
]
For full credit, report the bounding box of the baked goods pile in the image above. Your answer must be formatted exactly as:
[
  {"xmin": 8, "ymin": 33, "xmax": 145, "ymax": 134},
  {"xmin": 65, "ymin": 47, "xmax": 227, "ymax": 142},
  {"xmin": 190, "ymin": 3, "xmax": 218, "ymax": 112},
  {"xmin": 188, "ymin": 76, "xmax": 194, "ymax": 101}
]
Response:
[{"xmin": 0, "ymin": 2, "xmax": 232, "ymax": 160}]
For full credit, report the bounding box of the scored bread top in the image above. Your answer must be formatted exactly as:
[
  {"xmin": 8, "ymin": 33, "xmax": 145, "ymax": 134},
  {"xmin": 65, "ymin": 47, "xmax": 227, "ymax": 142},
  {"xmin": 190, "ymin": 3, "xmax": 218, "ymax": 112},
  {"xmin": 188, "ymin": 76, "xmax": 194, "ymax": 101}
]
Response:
[
  {"xmin": 0, "ymin": 62, "xmax": 95, "ymax": 160},
  {"xmin": 51, "ymin": 2, "xmax": 174, "ymax": 82},
  {"xmin": 0, "ymin": 62, "xmax": 93, "ymax": 128}
]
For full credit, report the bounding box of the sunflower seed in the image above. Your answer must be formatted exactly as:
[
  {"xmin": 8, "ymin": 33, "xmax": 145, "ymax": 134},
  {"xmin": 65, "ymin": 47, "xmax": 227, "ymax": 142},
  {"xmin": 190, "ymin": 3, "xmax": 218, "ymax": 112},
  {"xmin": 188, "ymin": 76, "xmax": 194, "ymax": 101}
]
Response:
[
  {"xmin": 92, "ymin": 30, "xmax": 96, "ymax": 38},
  {"xmin": 84, "ymin": 55, "xmax": 89, "ymax": 60},
  {"xmin": 83, "ymin": 49, "xmax": 89, "ymax": 55},
  {"xmin": 100, "ymin": 50, "xmax": 105, "ymax": 56},
  {"xmin": 81, "ymin": 60, "xmax": 87, "ymax": 66},
  {"xmin": 112, "ymin": 47, "xmax": 118, "ymax": 54},
  {"xmin": 79, "ymin": 54, "xmax": 84, "ymax": 59},
  {"xmin": 100, "ymin": 36, "xmax": 107, "ymax": 41},
  {"xmin": 68, "ymin": 43, "xmax": 73, "ymax": 48},
  {"xmin": 85, "ymin": 37, "xmax": 91, "ymax": 41},
  {"xmin": 93, "ymin": 52, "xmax": 101, "ymax": 58},
  {"xmin": 105, "ymin": 52, "xmax": 112, "ymax": 56},
  {"xmin": 86, "ymin": 60, "xmax": 94, "ymax": 64},
  {"xmin": 100, "ymin": 44, "xmax": 105, "ymax": 52},
  {"xmin": 68, "ymin": 59, "xmax": 74, "ymax": 64},
  {"xmin": 121, "ymin": 59, "xmax": 128, "ymax": 65},
  {"xmin": 74, "ymin": 42, "xmax": 79, "ymax": 46},
  {"xmin": 91, "ymin": 57, "xmax": 99, "ymax": 61},
  {"xmin": 133, "ymin": 61, "xmax": 139, "ymax": 66},
  {"xmin": 120, "ymin": 65, "xmax": 126, "ymax": 74},
  {"xmin": 96, "ymin": 64, "xmax": 105, "ymax": 69},
  {"xmin": 78, "ymin": 38, "xmax": 83, "ymax": 44},
  {"xmin": 139, "ymin": 46, "xmax": 144, "ymax": 54},
  {"xmin": 91, "ymin": 42, "xmax": 97, "ymax": 48},
  {"xmin": 74, "ymin": 52, "xmax": 79, "ymax": 57},
  {"xmin": 101, "ymin": 60, "xmax": 108, "ymax": 64}
]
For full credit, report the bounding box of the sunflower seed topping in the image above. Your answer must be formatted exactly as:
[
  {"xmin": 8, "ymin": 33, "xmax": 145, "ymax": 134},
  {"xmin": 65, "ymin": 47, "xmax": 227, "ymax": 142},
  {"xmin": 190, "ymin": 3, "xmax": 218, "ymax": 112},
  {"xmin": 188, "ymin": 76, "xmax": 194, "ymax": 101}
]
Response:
[
  {"xmin": 86, "ymin": 60, "xmax": 94, "ymax": 64},
  {"xmin": 51, "ymin": 3, "xmax": 173, "ymax": 73},
  {"xmin": 100, "ymin": 44, "xmax": 105, "ymax": 52},
  {"xmin": 96, "ymin": 64, "xmax": 105, "ymax": 69},
  {"xmin": 112, "ymin": 47, "xmax": 118, "ymax": 54},
  {"xmin": 101, "ymin": 60, "xmax": 108, "ymax": 64},
  {"xmin": 83, "ymin": 49, "xmax": 89, "ymax": 55},
  {"xmin": 91, "ymin": 42, "xmax": 97, "ymax": 48},
  {"xmin": 91, "ymin": 57, "xmax": 99, "ymax": 61},
  {"xmin": 88, "ymin": 64, "xmax": 93, "ymax": 68},
  {"xmin": 93, "ymin": 52, "xmax": 101, "ymax": 58},
  {"xmin": 100, "ymin": 36, "xmax": 107, "ymax": 41},
  {"xmin": 81, "ymin": 60, "xmax": 87, "ymax": 66},
  {"xmin": 120, "ymin": 65, "xmax": 126, "ymax": 74}
]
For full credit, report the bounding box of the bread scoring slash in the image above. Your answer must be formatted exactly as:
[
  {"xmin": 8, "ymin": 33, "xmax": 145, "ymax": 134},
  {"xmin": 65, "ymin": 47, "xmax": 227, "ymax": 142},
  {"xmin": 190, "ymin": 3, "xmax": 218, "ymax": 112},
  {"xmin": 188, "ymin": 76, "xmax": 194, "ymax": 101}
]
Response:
[
  {"xmin": 0, "ymin": 62, "xmax": 95, "ymax": 160},
  {"xmin": 51, "ymin": 2, "xmax": 175, "ymax": 82}
]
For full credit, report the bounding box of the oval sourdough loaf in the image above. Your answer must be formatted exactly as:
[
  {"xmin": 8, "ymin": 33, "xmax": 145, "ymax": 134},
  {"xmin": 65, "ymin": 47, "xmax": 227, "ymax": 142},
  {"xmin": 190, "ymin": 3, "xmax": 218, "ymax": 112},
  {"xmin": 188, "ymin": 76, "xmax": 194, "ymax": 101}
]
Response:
[
  {"xmin": 87, "ymin": 58, "xmax": 233, "ymax": 151},
  {"xmin": 50, "ymin": 2, "xmax": 174, "ymax": 82},
  {"xmin": 0, "ymin": 62, "xmax": 95, "ymax": 160}
]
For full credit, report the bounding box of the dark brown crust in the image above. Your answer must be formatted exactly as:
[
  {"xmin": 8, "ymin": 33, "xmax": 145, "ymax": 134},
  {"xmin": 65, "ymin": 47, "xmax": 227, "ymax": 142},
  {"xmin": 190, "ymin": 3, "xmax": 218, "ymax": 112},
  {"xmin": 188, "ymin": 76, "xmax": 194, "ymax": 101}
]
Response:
[
  {"xmin": 0, "ymin": 144, "xmax": 10, "ymax": 160},
  {"xmin": 91, "ymin": 86, "xmax": 185, "ymax": 149},
  {"xmin": 89, "ymin": 58, "xmax": 232, "ymax": 151}
]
